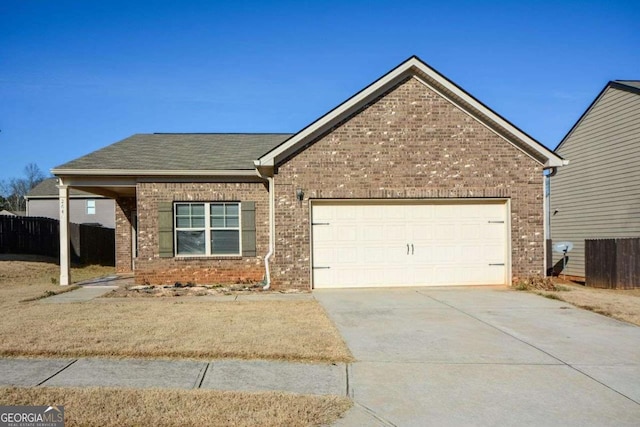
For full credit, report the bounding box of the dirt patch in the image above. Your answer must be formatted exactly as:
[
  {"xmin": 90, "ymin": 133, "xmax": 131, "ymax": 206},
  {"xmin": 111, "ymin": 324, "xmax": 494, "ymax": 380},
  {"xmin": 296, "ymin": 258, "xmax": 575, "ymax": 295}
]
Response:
[
  {"xmin": 538, "ymin": 280, "xmax": 640, "ymax": 326},
  {"xmin": 0, "ymin": 386, "xmax": 352, "ymax": 427},
  {"xmin": 512, "ymin": 276, "xmax": 560, "ymax": 291},
  {"xmin": 105, "ymin": 283, "xmax": 305, "ymax": 298}
]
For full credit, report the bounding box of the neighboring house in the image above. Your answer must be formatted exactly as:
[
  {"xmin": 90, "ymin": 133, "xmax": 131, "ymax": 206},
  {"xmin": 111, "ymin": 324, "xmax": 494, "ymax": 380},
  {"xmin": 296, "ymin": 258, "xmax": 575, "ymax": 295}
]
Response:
[
  {"xmin": 0, "ymin": 210, "xmax": 23, "ymax": 216},
  {"xmin": 26, "ymin": 178, "xmax": 116, "ymax": 228},
  {"xmin": 550, "ymin": 80, "xmax": 640, "ymax": 279},
  {"xmin": 52, "ymin": 56, "xmax": 564, "ymax": 288}
]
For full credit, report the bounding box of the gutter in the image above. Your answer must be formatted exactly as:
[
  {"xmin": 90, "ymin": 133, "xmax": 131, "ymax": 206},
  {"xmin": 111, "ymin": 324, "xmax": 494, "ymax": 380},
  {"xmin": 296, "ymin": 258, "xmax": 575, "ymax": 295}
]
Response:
[
  {"xmin": 51, "ymin": 168, "xmax": 258, "ymax": 177},
  {"xmin": 545, "ymin": 159, "xmax": 570, "ymax": 177}
]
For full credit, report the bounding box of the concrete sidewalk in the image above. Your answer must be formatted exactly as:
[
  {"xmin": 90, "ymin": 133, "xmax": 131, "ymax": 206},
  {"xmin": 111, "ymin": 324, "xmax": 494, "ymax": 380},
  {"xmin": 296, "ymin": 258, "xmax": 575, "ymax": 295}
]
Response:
[{"xmin": 0, "ymin": 357, "xmax": 347, "ymax": 396}]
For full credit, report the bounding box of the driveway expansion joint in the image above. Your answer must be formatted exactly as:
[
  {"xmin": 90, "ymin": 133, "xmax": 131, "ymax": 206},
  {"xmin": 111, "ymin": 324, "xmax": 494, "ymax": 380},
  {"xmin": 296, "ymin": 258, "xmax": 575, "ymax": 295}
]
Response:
[
  {"xmin": 423, "ymin": 293, "xmax": 640, "ymax": 407},
  {"xmin": 354, "ymin": 402, "xmax": 398, "ymax": 427},
  {"xmin": 194, "ymin": 362, "xmax": 210, "ymax": 389},
  {"xmin": 568, "ymin": 365, "xmax": 640, "ymax": 406},
  {"xmin": 345, "ymin": 363, "xmax": 351, "ymax": 397},
  {"xmin": 37, "ymin": 359, "xmax": 78, "ymax": 386}
]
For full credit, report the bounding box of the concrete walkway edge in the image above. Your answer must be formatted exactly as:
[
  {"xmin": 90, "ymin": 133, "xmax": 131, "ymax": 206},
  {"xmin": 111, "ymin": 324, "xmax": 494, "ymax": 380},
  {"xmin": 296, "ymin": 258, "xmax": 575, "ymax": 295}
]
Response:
[{"xmin": 0, "ymin": 357, "xmax": 348, "ymax": 397}]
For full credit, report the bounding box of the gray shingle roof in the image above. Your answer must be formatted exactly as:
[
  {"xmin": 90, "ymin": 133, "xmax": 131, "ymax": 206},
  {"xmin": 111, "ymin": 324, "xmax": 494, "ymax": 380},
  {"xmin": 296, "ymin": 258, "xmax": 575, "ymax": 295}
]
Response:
[
  {"xmin": 26, "ymin": 178, "xmax": 95, "ymax": 197},
  {"xmin": 54, "ymin": 133, "xmax": 293, "ymax": 172},
  {"xmin": 27, "ymin": 178, "xmax": 100, "ymax": 197}
]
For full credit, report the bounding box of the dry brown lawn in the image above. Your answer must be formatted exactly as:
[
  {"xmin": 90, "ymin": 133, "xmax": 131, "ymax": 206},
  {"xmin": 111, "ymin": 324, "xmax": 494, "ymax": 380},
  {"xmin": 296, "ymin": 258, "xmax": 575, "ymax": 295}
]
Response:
[
  {"xmin": 540, "ymin": 280, "xmax": 640, "ymax": 326},
  {"xmin": 0, "ymin": 255, "xmax": 114, "ymax": 305},
  {"xmin": 0, "ymin": 257, "xmax": 353, "ymax": 362},
  {"xmin": 0, "ymin": 386, "xmax": 352, "ymax": 427}
]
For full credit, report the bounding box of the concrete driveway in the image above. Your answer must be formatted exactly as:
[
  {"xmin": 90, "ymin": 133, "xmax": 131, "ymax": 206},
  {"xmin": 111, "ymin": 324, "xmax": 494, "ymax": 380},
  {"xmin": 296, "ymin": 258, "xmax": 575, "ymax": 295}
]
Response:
[{"xmin": 315, "ymin": 287, "xmax": 640, "ymax": 426}]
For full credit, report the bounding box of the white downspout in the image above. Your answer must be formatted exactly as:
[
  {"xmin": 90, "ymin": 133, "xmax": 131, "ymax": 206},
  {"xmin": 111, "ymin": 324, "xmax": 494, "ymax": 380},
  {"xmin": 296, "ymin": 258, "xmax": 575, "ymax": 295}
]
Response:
[{"xmin": 262, "ymin": 176, "xmax": 275, "ymax": 290}]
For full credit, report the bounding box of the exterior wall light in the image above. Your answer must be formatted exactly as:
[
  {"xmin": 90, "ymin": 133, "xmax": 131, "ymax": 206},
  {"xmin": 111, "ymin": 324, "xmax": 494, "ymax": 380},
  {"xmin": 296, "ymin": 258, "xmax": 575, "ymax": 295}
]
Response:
[{"xmin": 295, "ymin": 188, "xmax": 304, "ymax": 202}]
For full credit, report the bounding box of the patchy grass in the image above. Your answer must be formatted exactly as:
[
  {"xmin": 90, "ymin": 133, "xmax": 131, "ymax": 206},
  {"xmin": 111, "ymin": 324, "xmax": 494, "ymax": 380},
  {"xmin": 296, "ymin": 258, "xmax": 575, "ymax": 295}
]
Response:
[
  {"xmin": 537, "ymin": 279, "xmax": 640, "ymax": 326},
  {"xmin": 0, "ymin": 258, "xmax": 353, "ymax": 363},
  {"xmin": 0, "ymin": 386, "xmax": 352, "ymax": 427},
  {"xmin": 0, "ymin": 255, "xmax": 114, "ymax": 308}
]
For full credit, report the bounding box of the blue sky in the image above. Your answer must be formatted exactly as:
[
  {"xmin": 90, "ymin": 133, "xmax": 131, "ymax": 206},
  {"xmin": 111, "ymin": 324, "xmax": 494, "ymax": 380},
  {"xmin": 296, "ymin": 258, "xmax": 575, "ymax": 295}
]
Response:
[{"xmin": 1, "ymin": 0, "xmax": 638, "ymax": 181}]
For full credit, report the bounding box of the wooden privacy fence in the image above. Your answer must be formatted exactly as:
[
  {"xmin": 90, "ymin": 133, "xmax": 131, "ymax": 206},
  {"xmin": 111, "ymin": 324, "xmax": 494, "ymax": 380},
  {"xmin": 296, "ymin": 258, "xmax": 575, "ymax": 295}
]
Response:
[
  {"xmin": 0, "ymin": 216, "xmax": 58, "ymax": 256},
  {"xmin": 585, "ymin": 238, "xmax": 640, "ymax": 289},
  {"xmin": 0, "ymin": 216, "xmax": 115, "ymax": 266}
]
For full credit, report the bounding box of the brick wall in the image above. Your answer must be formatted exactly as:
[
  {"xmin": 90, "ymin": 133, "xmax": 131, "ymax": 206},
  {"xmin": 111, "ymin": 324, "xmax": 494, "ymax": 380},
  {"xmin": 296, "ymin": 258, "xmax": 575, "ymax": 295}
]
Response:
[
  {"xmin": 115, "ymin": 197, "xmax": 135, "ymax": 273},
  {"xmin": 132, "ymin": 182, "xmax": 268, "ymax": 285},
  {"xmin": 271, "ymin": 76, "xmax": 544, "ymax": 289}
]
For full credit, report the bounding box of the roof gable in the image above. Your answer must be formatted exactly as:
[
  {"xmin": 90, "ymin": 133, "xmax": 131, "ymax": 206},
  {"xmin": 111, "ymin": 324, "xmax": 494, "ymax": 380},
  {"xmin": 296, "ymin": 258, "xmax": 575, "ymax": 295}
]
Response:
[
  {"xmin": 555, "ymin": 80, "xmax": 640, "ymax": 152},
  {"xmin": 257, "ymin": 56, "xmax": 563, "ymax": 169}
]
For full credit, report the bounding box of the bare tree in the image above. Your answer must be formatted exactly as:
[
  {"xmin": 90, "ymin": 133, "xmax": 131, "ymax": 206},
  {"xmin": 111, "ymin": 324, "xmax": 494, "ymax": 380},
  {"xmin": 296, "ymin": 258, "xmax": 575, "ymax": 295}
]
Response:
[
  {"xmin": 1, "ymin": 163, "xmax": 47, "ymax": 212},
  {"xmin": 24, "ymin": 163, "xmax": 46, "ymax": 189}
]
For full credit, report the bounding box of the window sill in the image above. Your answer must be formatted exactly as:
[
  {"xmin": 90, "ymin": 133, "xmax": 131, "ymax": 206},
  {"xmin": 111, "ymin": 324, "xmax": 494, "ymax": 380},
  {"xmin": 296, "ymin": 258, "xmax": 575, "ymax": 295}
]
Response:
[{"xmin": 174, "ymin": 255, "xmax": 243, "ymax": 261}]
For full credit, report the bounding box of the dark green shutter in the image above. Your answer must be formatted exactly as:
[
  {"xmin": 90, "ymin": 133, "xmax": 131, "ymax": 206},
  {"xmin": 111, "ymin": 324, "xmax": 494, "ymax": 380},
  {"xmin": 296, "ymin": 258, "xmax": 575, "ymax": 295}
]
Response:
[
  {"xmin": 241, "ymin": 201, "xmax": 256, "ymax": 257},
  {"xmin": 158, "ymin": 202, "xmax": 174, "ymax": 258}
]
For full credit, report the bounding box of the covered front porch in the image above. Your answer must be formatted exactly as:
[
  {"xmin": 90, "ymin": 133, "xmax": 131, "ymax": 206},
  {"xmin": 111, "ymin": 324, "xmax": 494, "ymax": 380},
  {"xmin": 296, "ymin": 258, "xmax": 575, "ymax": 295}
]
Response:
[{"xmin": 55, "ymin": 175, "xmax": 136, "ymax": 285}]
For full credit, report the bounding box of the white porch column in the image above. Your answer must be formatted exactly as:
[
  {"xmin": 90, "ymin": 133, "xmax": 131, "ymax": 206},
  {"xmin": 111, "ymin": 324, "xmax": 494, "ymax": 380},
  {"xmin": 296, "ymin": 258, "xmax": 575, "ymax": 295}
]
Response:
[{"xmin": 58, "ymin": 183, "xmax": 71, "ymax": 285}]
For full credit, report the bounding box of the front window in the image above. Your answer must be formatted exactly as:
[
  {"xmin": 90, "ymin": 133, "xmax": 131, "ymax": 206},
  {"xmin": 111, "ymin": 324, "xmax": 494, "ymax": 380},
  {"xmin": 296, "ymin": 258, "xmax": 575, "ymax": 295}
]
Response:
[{"xmin": 175, "ymin": 202, "xmax": 240, "ymax": 256}]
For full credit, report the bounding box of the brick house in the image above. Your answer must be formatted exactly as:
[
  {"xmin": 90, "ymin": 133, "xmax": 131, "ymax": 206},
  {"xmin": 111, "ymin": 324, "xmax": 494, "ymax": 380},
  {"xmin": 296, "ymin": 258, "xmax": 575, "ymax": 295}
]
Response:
[{"xmin": 52, "ymin": 56, "xmax": 564, "ymax": 289}]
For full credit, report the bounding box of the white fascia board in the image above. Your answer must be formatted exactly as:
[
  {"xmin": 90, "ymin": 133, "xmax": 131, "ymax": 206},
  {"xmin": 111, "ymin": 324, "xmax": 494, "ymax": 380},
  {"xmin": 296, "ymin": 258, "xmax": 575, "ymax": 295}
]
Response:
[
  {"xmin": 257, "ymin": 56, "xmax": 564, "ymax": 168},
  {"xmin": 257, "ymin": 61, "xmax": 413, "ymax": 166},
  {"xmin": 51, "ymin": 168, "xmax": 257, "ymax": 177},
  {"xmin": 408, "ymin": 59, "xmax": 564, "ymax": 168}
]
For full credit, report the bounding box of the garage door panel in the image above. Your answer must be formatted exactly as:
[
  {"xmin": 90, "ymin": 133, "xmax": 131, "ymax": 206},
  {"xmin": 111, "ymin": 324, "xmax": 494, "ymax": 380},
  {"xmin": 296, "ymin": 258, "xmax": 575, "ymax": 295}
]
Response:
[
  {"xmin": 380, "ymin": 224, "xmax": 406, "ymax": 241},
  {"xmin": 312, "ymin": 226, "xmax": 333, "ymax": 242},
  {"xmin": 483, "ymin": 244, "xmax": 506, "ymax": 261},
  {"xmin": 312, "ymin": 202, "xmax": 508, "ymax": 288},
  {"xmin": 335, "ymin": 225, "xmax": 357, "ymax": 241}
]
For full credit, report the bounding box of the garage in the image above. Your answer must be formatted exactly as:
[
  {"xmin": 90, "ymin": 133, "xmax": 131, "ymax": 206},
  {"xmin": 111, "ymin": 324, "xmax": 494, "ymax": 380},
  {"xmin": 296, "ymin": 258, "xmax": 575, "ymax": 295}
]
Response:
[{"xmin": 311, "ymin": 200, "xmax": 509, "ymax": 288}]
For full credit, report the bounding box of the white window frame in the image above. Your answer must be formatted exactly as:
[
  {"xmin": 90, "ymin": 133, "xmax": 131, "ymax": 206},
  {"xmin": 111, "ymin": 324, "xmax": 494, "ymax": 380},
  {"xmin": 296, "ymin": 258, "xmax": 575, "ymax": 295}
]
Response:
[
  {"xmin": 86, "ymin": 199, "xmax": 96, "ymax": 215},
  {"xmin": 174, "ymin": 202, "xmax": 242, "ymax": 257}
]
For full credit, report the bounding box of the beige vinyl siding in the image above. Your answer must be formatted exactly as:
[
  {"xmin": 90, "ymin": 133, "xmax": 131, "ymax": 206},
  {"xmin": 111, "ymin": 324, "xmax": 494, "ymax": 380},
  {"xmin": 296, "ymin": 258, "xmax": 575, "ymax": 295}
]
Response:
[{"xmin": 550, "ymin": 85, "xmax": 640, "ymax": 278}]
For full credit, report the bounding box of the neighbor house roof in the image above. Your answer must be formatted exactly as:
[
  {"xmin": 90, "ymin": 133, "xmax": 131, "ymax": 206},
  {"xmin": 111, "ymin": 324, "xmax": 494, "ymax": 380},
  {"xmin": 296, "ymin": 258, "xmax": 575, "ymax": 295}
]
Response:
[
  {"xmin": 26, "ymin": 178, "xmax": 98, "ymax": 198},
  {"xmin": 52, "ymin": 133, "xmax": 293, "ymax": 175},
  {"xmin": 257, "ymin": 55, "xmax": 564, "ymax": 169},
  {"xmin": 614, "ymin": 80, "xmax": 640, "ymax": 92},
  {"xmin": 555, "ymin": 80, "xmax": 640, "ymax": 151}
]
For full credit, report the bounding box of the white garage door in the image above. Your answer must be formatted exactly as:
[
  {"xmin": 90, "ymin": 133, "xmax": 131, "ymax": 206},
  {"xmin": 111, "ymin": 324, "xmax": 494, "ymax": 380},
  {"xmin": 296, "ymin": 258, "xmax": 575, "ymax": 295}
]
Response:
[{"xmin": 311, "ymin": 201, "xmax": 508, "ymax": 288}]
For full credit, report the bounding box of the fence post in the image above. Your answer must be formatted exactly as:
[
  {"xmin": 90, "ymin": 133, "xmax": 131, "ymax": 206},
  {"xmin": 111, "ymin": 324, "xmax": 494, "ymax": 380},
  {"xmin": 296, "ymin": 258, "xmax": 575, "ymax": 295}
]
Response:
[{"xmin": 58, "ymin": 183, "xmax": 71, "ymax": 285}]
